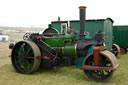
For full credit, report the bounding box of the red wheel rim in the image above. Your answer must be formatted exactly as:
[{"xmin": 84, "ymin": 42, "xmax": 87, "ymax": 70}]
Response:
[{"xmin": 120, "ymin": 49, "xmax": 124, "ymax": 55}]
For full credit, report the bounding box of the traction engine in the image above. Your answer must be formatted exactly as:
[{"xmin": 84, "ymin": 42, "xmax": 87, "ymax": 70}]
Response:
[{"xmin": 10, "ymin": 6, "xmax": 119, "ymax": 82}]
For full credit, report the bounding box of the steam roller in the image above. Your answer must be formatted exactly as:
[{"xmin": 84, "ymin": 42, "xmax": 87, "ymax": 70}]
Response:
[{"xmin": 10, "ymin": 6, "xmax": 119, "ymax": 82}]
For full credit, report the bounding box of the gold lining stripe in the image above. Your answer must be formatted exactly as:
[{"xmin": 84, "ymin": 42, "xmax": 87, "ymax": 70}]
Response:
[
  {"xmin": 62, "ymin": 47, "xmax": 64, "ymax": 54},
  {"xmin": 75, "ymin": 43, "xmax": 78, "ymax": 57},
  {"xmin": 43, "ymin": 36, "xmax": 65, "ymax": 39}
]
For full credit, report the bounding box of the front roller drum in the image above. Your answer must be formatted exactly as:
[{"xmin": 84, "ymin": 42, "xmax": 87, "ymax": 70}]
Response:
[
  {"xmin": 82, "ymin": 50, "xmax": 119, "ymax": 82},
  {"xmin": 11, "ymin": 41, "xmax": 41, "ymax": 74}
]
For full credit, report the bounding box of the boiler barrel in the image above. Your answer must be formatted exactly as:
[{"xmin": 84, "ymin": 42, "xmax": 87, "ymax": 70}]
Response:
[{"xmin": 61, "ymin": 44, "xmax": 77, "ymax": 57}]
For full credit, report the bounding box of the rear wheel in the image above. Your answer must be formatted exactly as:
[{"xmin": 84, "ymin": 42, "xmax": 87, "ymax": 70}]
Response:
[
  {"xmin": 83, "ymin": 50, "xmax": 117, "ymax": 82},
  {"xmin": 11, "ymin": 41, "xmax": 41, "ymax": 74}
]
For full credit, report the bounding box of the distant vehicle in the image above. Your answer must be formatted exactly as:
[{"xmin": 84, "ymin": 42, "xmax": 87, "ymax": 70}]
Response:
[{"xmin": 113, "ymin": 26, "xmax": 128, "ymax": 54}]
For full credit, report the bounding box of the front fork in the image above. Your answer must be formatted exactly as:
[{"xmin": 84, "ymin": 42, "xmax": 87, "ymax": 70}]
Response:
[
  {"xmin": 93, "ymin": 46, "xmax": 100, "ymax": 66},
  {"xmin": 93, "ymin": 46, "xmax": 107, "ymax": 66}
]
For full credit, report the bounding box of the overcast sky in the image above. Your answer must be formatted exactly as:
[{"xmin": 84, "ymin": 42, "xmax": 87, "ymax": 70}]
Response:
[{"xmin": 0, "ymin": 0, "xmax": 127, "ymax": 28}]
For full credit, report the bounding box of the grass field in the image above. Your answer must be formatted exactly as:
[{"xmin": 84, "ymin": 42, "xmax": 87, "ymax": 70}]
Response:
[{"xmin": 0, "ymin": 33, "xmax": 128, "ymax": 85}]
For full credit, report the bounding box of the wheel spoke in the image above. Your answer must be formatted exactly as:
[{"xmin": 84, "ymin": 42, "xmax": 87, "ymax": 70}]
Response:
[
  {"xmin": 100, "ymin": 71, "xmax": 105, "ymax": 77},
  {"xmin": 26, "ymin": 48, "xmax": 32, "ymax": 55},
  {"xmin": 15, "ymin": 56, "xmax": 23, "ymax": 64},
  {"xmin": 26, "ymin": 60, "xmax": 33, "ymax": 71},
  {"xmin": 22, "ymin": 62, "xmax": 28, "ymax": 72},
  {"xmin": 28, "ymin": 52, "xmax": 34, "ymax": 57},
  {"xmin": 21, "ymin": 45, "xmax": 25, "ymax": 52}
]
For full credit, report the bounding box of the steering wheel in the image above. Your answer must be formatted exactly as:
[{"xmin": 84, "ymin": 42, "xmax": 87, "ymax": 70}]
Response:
[{"xmin": 23, "ymin": 33, "xmax": 31, "ymax": 40}]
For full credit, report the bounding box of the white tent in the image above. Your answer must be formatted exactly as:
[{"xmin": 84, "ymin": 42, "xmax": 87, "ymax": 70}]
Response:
[{"xmin": 0, "ymin": 35, "xmax": 9, "ymax": 42}]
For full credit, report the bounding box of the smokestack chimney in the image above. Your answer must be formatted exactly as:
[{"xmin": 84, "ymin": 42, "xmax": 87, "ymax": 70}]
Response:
[
  {"xmin": 58, "ymin": 16, "xmax": 60, "ymax": 21},
  {"xmin": 79, "ymin": 6, "xmax": 86, "ymax": 40}
]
